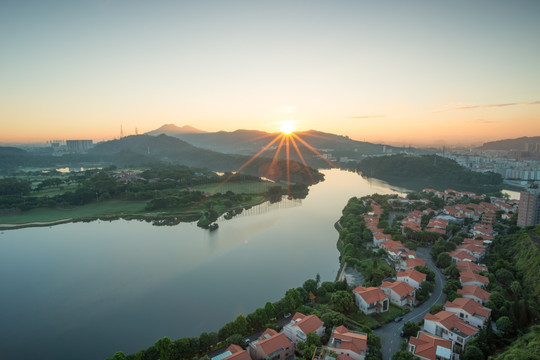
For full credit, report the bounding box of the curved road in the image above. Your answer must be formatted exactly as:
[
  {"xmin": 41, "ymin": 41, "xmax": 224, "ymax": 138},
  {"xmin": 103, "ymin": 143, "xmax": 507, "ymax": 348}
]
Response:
[{"xmin": 374, "ymin": 247, "xmax": 447, "ymax": 360}]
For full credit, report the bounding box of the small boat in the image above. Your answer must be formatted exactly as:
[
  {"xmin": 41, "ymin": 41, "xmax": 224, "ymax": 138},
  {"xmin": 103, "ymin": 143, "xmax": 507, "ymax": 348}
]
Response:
[{"xmin": 208, "ymin": 223, "xmax": 219, "ymax": 231}]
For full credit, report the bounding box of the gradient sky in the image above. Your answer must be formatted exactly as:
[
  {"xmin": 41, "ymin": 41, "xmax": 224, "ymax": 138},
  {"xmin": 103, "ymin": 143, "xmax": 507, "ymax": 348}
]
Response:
[{"xmin": 1, "ymin": 0, "xmax": 539, "ymax": 145}]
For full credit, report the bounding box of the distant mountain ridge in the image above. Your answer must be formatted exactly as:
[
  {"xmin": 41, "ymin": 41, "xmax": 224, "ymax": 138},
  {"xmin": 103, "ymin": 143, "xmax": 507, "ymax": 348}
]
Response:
[
  {"xmin": 146, "ymin": 124, "xmax": 207, "ymax": 135},
  {"xmin": 145, "ymin": 124, "xmax": 403, "ymax": 161},
  {"xmin": 480, "ymin": 136, "xmax": 540, "ymax": 150}
]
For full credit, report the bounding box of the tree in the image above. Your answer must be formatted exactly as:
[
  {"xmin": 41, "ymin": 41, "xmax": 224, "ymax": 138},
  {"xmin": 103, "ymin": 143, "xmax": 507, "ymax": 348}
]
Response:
[
  {"xmin": 443, "ymin": 279, "xmax": 461, "ymax": 294},
  {"xmin": 429, "ymin": 304, "xmax": 443, "ymax": 314},
  {"xmin": 331, "ymin": 291, "xmax": 355, "ymax": 313},
  {"xmin": 305, "ymin": 332, "xmax": 322, "ymax": 348},
  {"xmin": 461, "ymin": 345, "xmax": 484, "ymax": 360},
  {"xmin": 303, "ymin": 279, "xmax": 318, "ymax": 294},
  {"xmin": 227, "ymin": 334, "xmax": 245, "ymax": 347},
  {"xmin": 496, "ymin": 316, "xmax": 513, "ymax": 335},
  {"xmin": 155, "ymin": 337, "xmax": 172, "ymax": 360},
  {"xmin": 392, "ymin": 341, "xmax": 415, "ymax": 360},
  {"xmin": 285, "ymin": 288, "xmax": 303, "ymax": 313},
  {"xmin": 444, "ymin": 263, "xmax": 460, "ymax": 279},
  {"xmin": 264, "ymin": 302, "xmax": 276, "ymax": 320},
  {"xmin": 402, "ymin": 321, "xmax": 420, "ymax": 337},
  {"xmin": 414, "ymin": 266, "xmax": 435, "ymax": 282},
  {"xmin": 496, "ymin": 268, "xmax": 514, "ymax": 287},
  {"xmin": 112, "ymin": 352, "xmax": 127, "ymax": 360},
  {"xmin": 436, "ymin": 252, "xmax": 452, "ymax": 268}
]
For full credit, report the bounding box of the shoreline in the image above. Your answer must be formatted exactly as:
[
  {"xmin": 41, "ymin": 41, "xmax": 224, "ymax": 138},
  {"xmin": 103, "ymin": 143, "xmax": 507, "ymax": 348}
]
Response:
[{"xmin": 0, "ymin": 198, "xmax": 270, "ymax": 231}]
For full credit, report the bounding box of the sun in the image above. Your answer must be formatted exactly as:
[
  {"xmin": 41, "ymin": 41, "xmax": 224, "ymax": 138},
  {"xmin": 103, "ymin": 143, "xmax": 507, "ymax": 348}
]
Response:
[{"xmin": 278, "ymin": 121, "xmax": 296, "ymax": 135}]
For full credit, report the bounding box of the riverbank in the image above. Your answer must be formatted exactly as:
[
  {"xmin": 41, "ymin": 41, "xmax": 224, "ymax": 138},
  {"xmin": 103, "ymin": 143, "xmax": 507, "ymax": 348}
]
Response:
[{"xmin": 0, "ymin": 196, "xmax": 267, "ymax": 230}]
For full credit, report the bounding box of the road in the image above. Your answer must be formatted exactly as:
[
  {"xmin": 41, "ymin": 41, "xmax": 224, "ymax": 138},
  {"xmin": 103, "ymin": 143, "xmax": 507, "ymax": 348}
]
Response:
[{"xmin": 374, "ymin": 247, "xmax": 447, "ymax": 360}]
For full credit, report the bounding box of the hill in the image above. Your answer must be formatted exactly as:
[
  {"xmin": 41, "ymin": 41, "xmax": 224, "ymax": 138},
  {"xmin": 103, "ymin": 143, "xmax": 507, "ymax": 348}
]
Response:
[
  {"xmin": 146, "ymin": 124, "xmax": 207, "ymax": 136},
  {"xmin": 356, "ymin": 154, "xmax": 503, "ymax": 192},
  {"xmin": 90, "ymin": 134, "xmax": 322, "ymax": 184},
  {"xmin": 145, "ymin": 124, "xmax": 405, "ymax": 165},
  {"xmin": 480, "ymin": 136, "xmax": 540, "ymax": 151}
]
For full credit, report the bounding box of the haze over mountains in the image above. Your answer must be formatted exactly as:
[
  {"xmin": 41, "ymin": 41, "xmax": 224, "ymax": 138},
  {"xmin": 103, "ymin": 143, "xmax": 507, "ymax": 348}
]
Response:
[
  {"xmin": 480, "ymin": 136, "xmax": 540, "ymax": 151},
  {"xmin": 144, "ymin": 123, "xmax": 401, "ymax": 158}
]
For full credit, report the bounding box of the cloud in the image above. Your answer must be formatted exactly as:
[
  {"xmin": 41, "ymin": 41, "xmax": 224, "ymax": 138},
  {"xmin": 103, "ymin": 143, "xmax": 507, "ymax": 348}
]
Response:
[
  {"xmin": 349, "ymin": 115, "xmax": 386, "ymax": 119},
  {"xmin": 457, "ymin": 100, "xmax": 540, "ymax": 110}
]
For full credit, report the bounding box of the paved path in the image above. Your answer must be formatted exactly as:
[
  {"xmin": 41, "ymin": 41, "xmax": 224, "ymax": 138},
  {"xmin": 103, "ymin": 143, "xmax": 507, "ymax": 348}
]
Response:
[{"xmin": 374, "ymin": 247, "xmax": 447, "ymax": 360}]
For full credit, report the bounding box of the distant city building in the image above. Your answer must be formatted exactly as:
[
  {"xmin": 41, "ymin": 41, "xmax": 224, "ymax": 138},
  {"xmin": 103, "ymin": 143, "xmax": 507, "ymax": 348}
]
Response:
[
  {"xmin": 517, "ymin": 187, "xmax": 540, "ymax": 227},
  {"xmin": 66, "ymin": 140, "xmax": 93, "ymax": 153}
]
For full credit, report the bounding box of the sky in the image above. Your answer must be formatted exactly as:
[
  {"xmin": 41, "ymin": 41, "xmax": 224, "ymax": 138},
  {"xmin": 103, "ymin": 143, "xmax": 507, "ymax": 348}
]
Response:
[{"xmin": 1, "ymin": 0, "xmax": 539, "ymax": 146}]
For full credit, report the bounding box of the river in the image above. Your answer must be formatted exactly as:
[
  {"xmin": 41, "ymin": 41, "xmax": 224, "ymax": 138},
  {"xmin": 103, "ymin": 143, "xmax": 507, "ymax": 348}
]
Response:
[{"xmin": 0, "ymin": 170, "xmax": 407, "ymax": 360}]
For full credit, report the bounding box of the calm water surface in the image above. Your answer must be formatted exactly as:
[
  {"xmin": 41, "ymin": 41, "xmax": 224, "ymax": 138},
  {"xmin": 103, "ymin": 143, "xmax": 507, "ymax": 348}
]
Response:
[{"xmin": 0, "ymin": 170, "xmax": 406, "ymax": 360}]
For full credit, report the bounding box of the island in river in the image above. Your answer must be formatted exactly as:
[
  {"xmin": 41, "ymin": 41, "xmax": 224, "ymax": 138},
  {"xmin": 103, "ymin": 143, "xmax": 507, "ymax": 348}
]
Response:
[{"xmin": 0, "ymin": 164, "xmax": 323, "ymax": 230}]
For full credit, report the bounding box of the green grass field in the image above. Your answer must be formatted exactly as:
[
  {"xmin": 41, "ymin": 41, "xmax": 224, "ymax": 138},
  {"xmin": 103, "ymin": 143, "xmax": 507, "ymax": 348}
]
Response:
[
  {"xmin": 0, "ymin": 200, "xmax": 149, "ymax": 225},
  {"xmin": 193, "ymin": 181, "xmax": 283, "ymax": 194}
]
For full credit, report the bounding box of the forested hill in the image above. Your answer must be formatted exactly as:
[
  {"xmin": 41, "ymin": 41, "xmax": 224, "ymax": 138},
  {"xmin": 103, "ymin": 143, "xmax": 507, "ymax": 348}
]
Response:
[
  {"xmin": 480, "ymin": 136, "xmax": 540, "ymax": 150},
  {"xmin": 90, "ymin": 134, "xmax": 323, "ymax": 185},
  {"xmin": 356, "ymin": 154, "xmax": 502, "ymax": 192}
]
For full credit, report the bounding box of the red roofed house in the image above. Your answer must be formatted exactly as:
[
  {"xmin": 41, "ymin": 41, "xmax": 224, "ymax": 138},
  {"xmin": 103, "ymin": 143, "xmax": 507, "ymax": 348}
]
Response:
[
  {"xmin": 380, "ymin": 281, "xmax": 416, "ymax": 307},
  {"xmin": 404, "ymin": 257, "xmax": 426, "ymax": 270},
  {"xmin": 249, "ymin": 328, "xmax": 294, "ymax": 360},
  {"xmin": 455, "ymin": 244, "xmax": 486, "ymax": 261},
  {"xmin": 423, "ymin": 311, "xmax": 479, "ymax": 351},
  {"xmin": 408, "ymin": 332, "xmax": 453, "ymax": 360},
  {"xmin": 456, "ymin": 261, "xmax": 488, "ymax": 274},
  {"xmin": 282, "ymin": 312, "xmax": 325, "ymax": 344},
  {"xmin": 457, "ymin": 285, "xmax": 491, "ymax": 305},
  {"xmin": 326, "ymin": 325, "xmax": 368, "ymax": 360},
  {"xmin": 448, "ymin": 250, "xmax": 475, "ymax": 263},
  {"xmin": 352, "ymin": 286, "xmax": 389, "ymax": 315},
  {"xmin": 213, "ymin": 345, "xmax": 251, "ymax": 360},
  {"xmin": 444, "ymin": 298, "xmax": 491, "ymax": 329},
  {"xmin": 460, "ymin": 271, "xmax": 489, "ymax": 288},
  {"xmin": 373, "ymin": 232, "xmax": 392, "ymax": 247},
  {"xmin": 397, "ymin": 269, "xmax": 427, "ymax": 289}
]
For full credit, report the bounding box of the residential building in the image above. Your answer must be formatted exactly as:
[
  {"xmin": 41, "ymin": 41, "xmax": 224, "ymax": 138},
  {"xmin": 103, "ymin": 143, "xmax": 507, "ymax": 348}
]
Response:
[
  {"xmin": 457, "ymin": 285, "xmax": 491, "ymax": 305},
  {"xmin": 326, "ymin": 325, "xmax": 368, "ymax": 360},
  {"xmin": 352, "ymin": 286, "xmax": 389, "ymax": 315},
  {"xmin": 408, "ymin": 332, "xmax": 453, "ymax": 360},
  {"xmin": 518, "ymin": 188, "xmax": 540, "ymax": 227},
  {"xmin": 448, "ymin": 250, "xmax": 475, "ymax": 263},
  {"xmin": 282, "ymin": 312, "xmax": 325, "ymax": 344},
  {"xmin": 460, "ymin": 271, "xmax": 489, "ymax": 288},
  {"xmin": 248, "ymin": 328, "xmax": 294, "ymax": 360},
  {"xmin": 444, "ymin": 298, "xmax": 491, "ymax": 329},
  {"xmin": 456, "ymin": 261, "xmax": 488, "ymax": 274},
  {"xmin": 423, "ymin": 311, "xmax": 479, "ymax": 351},
  {"xmin": 404, "ymin": 257, "xmax": 426, "ymax": 269},
  {"xmin": 380, "ymin": 280, "xmax": 416, "ymax": 307},
  {"xmin": 212, "ymin": 345, "xmax": 251, "ymax": 360},
  {"xmin": 397, "ymin": 269, "xmax": 427, "ymax": 289}
]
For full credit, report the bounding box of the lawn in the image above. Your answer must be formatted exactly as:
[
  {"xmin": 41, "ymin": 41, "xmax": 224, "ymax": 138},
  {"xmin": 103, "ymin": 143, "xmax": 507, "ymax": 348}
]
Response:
[
  {"xmin": 193, "ymin": 181, "xmax": 283, "ymax": 195},
  {"xmin": 0, "ymin": 200, "xmax": 149, "ymax": 225}
]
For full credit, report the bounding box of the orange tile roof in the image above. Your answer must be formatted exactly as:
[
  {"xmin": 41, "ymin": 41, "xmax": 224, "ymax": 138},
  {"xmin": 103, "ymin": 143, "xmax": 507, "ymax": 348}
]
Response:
[
  {"xmin": 380, "ymin": 281, "xmax": 415, "ymax": 297},
  {"xmin": 460, "ymin": 271, "xmax": 489, "ymax": 285},
  {"xmin": 445, "ymin": 298, "xmax": 491, "ymax": 318},
  {"xmin": 223, "ymin": 345, "xmax": 251, "ymax": 360},
  {"xmin": 291, "ymin": 313, "xmax": 324, "ymax": 335},
  {"xmin": 353, "ymin": 286, "xmax": 388, "ymax": 304},
  {"xmin": 397, "ymin": 269, "xmax": 427, "ymax": 283},
  {"xmin": 406, "ymin": 257, "xmax": 426, "ymax": 268},
  {"xmin": 448, "ymin": 250, "xmax": 475, "ymax": 261},
  {"xmin": 258, "ymin": 329, "xmax": 292, "ymax": 356},
  {"xmin": 457, "ymin": 285, "xmax": 491, "ymax": 301},
  {"xmin": 424, "ymin": 311, "xmax": 478, "ymax": 337},
  {"xmin": 456, "ymin": 261, "xmax": 488, "ymax": 273},
  {"xmin": 331, "ymin": 326, "xmax": 367, "ymax": 355},
  {"xmin": 409, "ymin": 332, "xmax": 452, "ymax": 360}
]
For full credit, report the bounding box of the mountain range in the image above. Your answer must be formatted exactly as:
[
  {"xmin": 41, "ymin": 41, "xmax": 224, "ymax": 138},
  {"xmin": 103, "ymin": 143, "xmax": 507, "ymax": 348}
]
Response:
[
  {"xmin": 144, "ymin": 124, "xmax": 402, "ymax": 162},
  {"xmin": 480, "ymin": 136, "xmax": 540, "ymax": 151}
]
